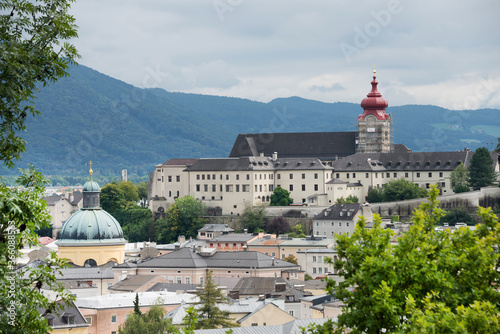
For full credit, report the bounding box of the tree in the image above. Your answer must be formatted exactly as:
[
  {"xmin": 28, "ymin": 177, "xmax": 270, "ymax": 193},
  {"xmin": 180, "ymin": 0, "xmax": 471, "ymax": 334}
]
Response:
[
  {"xmin": 283, "ymin": 254, "xmax": 298, "ymax": 265},
  {"xmin": 270, "ymin": 186, "xmax": 293, "ymax": 206},
  {"xmin": 137, "ymin": 182, "xmax": 148, "ymax": 207},
  {"xmin": 155, "ymin": 196, "xmax": 207, "ymax": 243},
  {"xmin": 118, "ymin": 302, "xmax": 177, "ymax": 334},
  {"xmin": 133, "ymin": 293, "xmax": 142, "ymax": 316},
  {"xmin": 114, "ymin": 206, "xmax": 154, "ymax": 242},
  {"xmin": 100, "ymin": 183, "xmax": 125, "ymax": 213},
  {"xmin": 440, "ymin": 207, "xmax": 474, "ymax": 226},
  {"xmin": 383, "ymin": 178, "xmax": 427, "ymax": 201},
  {"xmin": 117, "ymin": 181, "xmax": 140, "ymax": 203},
  {"xmin": 315, "ymin": 185, "xmax": 500, "ymax": 333},
  {"xmin": 240, "ymin": 204, "xmax": 267, "ymax": 233},
  {"xmin": 0, "ymin": 166, "xmax": 75, "ymax": 333},
  {"xmin": 468, "ymin": 147, "xmax": 497, "ymax": 190},
  {"xmin": 266, "ymin": 216, "xmax": 291, "ymax": 235},
  {"xmin": 450, "ymin": 162, "xmax": 470, "ymax": 193},
  {"xmin": 0, "ymin": 0, "xmax": 79, "ymax": 168},
  {"xmin": 367, "ymin": 187, "xmax": 384, "ymax": 203},
  {"xmin": 336, "ymin": 195, "xmax": 358, "ymax": 205},
  {"xmin": 195, "ymin": 271, "xmax": 239, "ymax": 329},
  {"xmin": 288, "ymin": 223, "xmax": 306, "ymax": 238}
]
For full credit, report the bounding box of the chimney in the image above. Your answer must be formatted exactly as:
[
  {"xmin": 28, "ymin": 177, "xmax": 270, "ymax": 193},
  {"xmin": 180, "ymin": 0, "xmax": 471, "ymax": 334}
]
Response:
[
  {"xmin": 178, "ymin": 235, "xmax": 186, "ymax": 243},
  {"xmin": 70, "ymin": 194, "xmax": 74, "ymax": 202},
  {"xmin": 244, "ymin": 229, "xmax": 248, "ymax": 235},
  {"xmin": 272, "ymin": 152, "xmax": 278, "ymax": 161},
  {"xmin": 174, "ymin": 243, "xmax": 180, "ymax": 250}
]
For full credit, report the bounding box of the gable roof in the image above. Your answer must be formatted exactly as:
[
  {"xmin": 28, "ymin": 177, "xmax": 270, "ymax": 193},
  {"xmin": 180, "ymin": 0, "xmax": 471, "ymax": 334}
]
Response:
[
  {"xmin": 316, "ymin": 203, "xmax": 362, "ymax": 220},
  {"xmin": 162, "ymin": 158, "xmax": 200, "ymax": 166},
  {"xmin": 193, "ymin": 318, "xmax": 332, "ymax": 334},
  {"xmin": 38, "ymin": 300, "xmax": 88, "ymax": 330},
  {"xmin": 108, "ymin": 275, "xmax": 162, "ymax": 292},
  {"xmin": 231, "ymin": 277, "xmax": 288, "ymax": 296},
  {"xmin": 198, "ymin": 224, "xmax": 234, "ymax": 233},
  {"xmin": 133, "ymin": 248, "xmax": 299, "ymax": 270},
  {"xmin": 229, "ymin": 132, "xmax": 356, "ymax": 159}
]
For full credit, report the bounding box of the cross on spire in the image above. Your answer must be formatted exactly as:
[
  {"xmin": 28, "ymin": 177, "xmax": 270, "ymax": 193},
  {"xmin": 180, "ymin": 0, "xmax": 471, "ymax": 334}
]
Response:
[{"xmin": 89, "ymin": 160, "xmax": 93, "ymax": 179}]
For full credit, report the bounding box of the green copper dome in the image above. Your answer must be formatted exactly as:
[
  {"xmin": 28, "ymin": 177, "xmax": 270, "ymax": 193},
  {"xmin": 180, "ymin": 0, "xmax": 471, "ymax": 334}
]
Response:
[
  {"xmin": 57, "ymin": 209, "xmax": 126, "ymax": 246},
  {"xmin": 83, "ymin": 180, "xmax": 100, "ymax": 192}
]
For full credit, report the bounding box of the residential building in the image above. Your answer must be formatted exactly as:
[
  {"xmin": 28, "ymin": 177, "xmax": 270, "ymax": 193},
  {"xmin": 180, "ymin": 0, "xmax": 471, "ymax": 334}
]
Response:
[
  {"xmin": 198, "ymin": 223, "xmax": 234, "ymax": 239},
  {"xmin": 278, "ymin": 237, "xmax": 334, "ymax": 261},
  {"xmin": 300, "ymin": 294, "xmax": 336, "ymax": 319},
  {"xmin": 37, "ymin": 300, "xmax": 89, "ymax": 334},
  {"xmin": 313, "ymin": 203, "xmax": 373, "ymax": 237},
  {"xmin": 44, "ymin": 192, "xmax": 83, "ymax": 238},
  {"xmin": 108, "ymin": 275, "xmax": 169, "ymax": 294},
  {"xmin": 297, "ymin": 248, "xmax": 337, "ymax": 278}
]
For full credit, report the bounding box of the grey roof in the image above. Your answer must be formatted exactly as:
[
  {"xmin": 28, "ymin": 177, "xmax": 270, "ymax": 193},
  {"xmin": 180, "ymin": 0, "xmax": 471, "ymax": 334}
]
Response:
[
  {"xmin": 133, "ymin": 248, "xmax": 299, "ymax": 270},
  {"xmin": 288, "ymin": 278, "xmax": 327, "ymax": 291},
  {"xmin": 55, "ymin": 267, "xmax": 114, "ymax": 280},
  {"xmin": 229, "ymin": 132, "xmax": 356, "ymax": 159},
  {"xmin": 316, "ymin": 203, "xmax": 361, "ymax": 220},
  {"xmin": 209, "ymin": 234, "xmax": 255, "ymax": 243},
  {"xmin": 44, "ymin": 195, "xmax": 67, "ymax": 205},
  {"xmin": 162, "ymin": 158, "xmax": 200, "ymax": 166},
  {"xmin": 279, "ymin": 237, "xmax": 334, "ymax": 247},
  {"xmin": 333, "ymin": 150, "xmax": 473, "ymax": 172},
  {"xmin": 75, "ymin": 291, "xmax": 197, "ymax": 309},
  {"xmin": 148, "ymin": 282, "xmax": 200, "ymax": 292},
  {"xmin": 300, "ymin": 294, "xmax": 336, "ymax": 305},
  {"xmin": 38, "ymin": 300, "xmax": 88, "ymax": 330},
  {"xmin": 194, "ymin": 318, "xmax": 332, "ymax": 334},
  {"xmin": 108, "ymin": 275, "xmax": 161, "ymax": 292},
  {"xmin": 297, "ymin": 248, "xmax": 337, "ymax": 254},
  {"xmin": 185, "ymin": 156, "xmax": 330, "ymax": 172},
  {"xmin": 231, "ymin": 277, "xmax": 288, "ymax": 296},
  {"xmin": 198, "ymin": 224, "xmax": 234, "ymax": 233}
]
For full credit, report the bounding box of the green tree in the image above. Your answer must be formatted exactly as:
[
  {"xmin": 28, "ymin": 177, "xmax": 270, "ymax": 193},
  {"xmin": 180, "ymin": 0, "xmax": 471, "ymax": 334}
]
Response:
[
  {"xmin": 440, "ymin": 207, "xmax": 474, "ymax": 226},
  {"xmin": 0, "ymin": 1, "xmax": 79, "ymax": 332},
  {"xmin": 133, "ymin": 293, "xmax": 142, "ymax": 316},
  {"xmin": 316, "ymin": 185, "xmax": 500, "ymax": 333},
  {"xmin": 0, "ymin": 0, "xmax": 79, "ymax": 168},
  {"xmin": 468, "ymin": 147, "xmax": 497, "ymax": 190},
  {"xmin": 266, "ymin": 216, "xmax": 291, "ymax": 235},
  {"xmin": 155, "ymin": 196, "xmax": 207, "ymax": 243},
  {"xmin": 240, "ymin": 203, "xmax": 267, "ymax": 233},
  {"xmin": 270, "ymin": 186, "xmax": 293, "ymax": 206},
  {"xmin": 195, "ymin": 271, "xmax": 239, "ymax": 329},
  {"xmin": 367, "ymin": 187, "xmax": 384, "ymax": 203},
  {"xmin": 137, "ymin": 182, "xmax": 148, "ymax": 207},
  {"xmin": 118, "ymin": 181, "xmax": 140, "ymax": 203},
  {"xmin": 336, "ymin": 195, "xmax": 358, "ymax": 205},
  {"xmin": 383, "ymin": 178, "xmax": 427, "ymax": 201},
  {"xmin": 118, "ymin": 302, "xmax": 177, "ymax": 334},
  {"xmin": 114, "ymin": 206, "xmax": 154, "ymax": 242},
  {"xmin": 288, "ymin": 223, "xmax": 306, "ymax": 238},
  {"xmin": 450, "ymin": 162, "xmax": 470, "ymax": 193},
  {"xmin": 100, "ymin": 182, "xmax": 125, "ymax": 213},
  {"xmin": 0, "ymin": 166, "xmax": 75, "ymax": 333},
  {"xmin": 283, "ymin": 254, "xmax": 298, "ymax": 265}
]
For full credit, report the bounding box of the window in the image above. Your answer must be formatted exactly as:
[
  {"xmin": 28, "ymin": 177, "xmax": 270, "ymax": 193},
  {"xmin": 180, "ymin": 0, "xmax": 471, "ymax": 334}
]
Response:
[
  {"xmin": 204, "ymin": 184, "xmax": 208, "ymax": 192},
  {"xmin": 405, "ymin": 172, "xmax": 409, "ymax": 178},
  {"xmin": 347, "ymin": 222, "xmax": 350, "ymax": 227},
  {"xmin": 255, "ymin": 185, "xmax": 258, "ymax": 192},
  {"xmin": 246, "ymin": 174, "xmax": 250, "ymax": 180},
  {"xmin": 259, "ymin": 185, "xmax": 262, "ymax": 192},
  {"xmin": 319, "ymin": 268, "xmax": 322, "ymax": 274},
  {"xmin": 302, "ymin": 184, "xmax": 306, "ymax": 191},
  {"xmin": 269, "ymin": 185, "xmax": 274, "ymax": 191},
  {"xmin": 336, "ymin": 173, "xmax": 340, "ymax": 178},
  {"xmin": 417, "ymin": 173, "xmax": 420, "ymax": 178},
  {"xmin": 169, "ymin": 191, "xmax": 171, "ymax": 197},
  {"xmin": 197, "ymin": 174, "xmax": 200, "ymax": 180},
  {"xmin": 202, "ymin": 174, "xmax": 205, "ymax": 180},
  {"xmin": 207, "ymin": 174, "xmax": 210, "ymax": 180},
  {"xmin": 236, "ymin": 174, "xmax": 239, "ymax": 180},
  {"xmin": 428, "ymin": 172, "xmax": 432, "ymax": 177},
  {"xmin": 339, "ymin": 222, "xmax": 342, "ymax": 227},
  {"xmin": 289, "ymin": 173, "xmax": 293, "ymax": 179},
  {"xmin": 213, "ymin": 174, "xmax": 216, "ymax": 179},
  {"xmin": 168, "ymin": 176, "xmax": 172, "ymax": 182},
  {"xmin": 168, "ymin": 276, "xmax": 174, "ymax": 283},
  {"xmin": 200, "ymin": 277, "xmax": 204, "ymax": 285},
  {"xmin": 212, "ymin": 184, "xmax": 216, "ymax": 192},
  {"xmin": 313, "ymin": 256, "xmax": 316, "ymax": 262},
  {"xmin": 312, "ymin": 268, "xmax": 317, "ymax": 274},
  {"xmin": 314, "ymin": 173, "xmax": 318, "ymax": 179},
  {"xmin": 111, "ymin": 315, "xmax": 117, "ymax": 323},
  {"xmin": 277, "ymin": 174, "xmax": 281, "ymax": 179},
  {"xmin": 353, "ymin": 173, "xmax": 356, "ymax": 178},
  {"xmin": 394, "ymin": 173, "xmax": 397, "ymax": 178},
  {"xmin": 252, "ymin": 323, "xmax": 258, "ymax": 326},
  {"xmin": 331, "ymin": 222, "xmax": 334, "ymax": 226},
  {"xmin": 366, "ymin": 173, "xmax": 369, "ymax": 178},
  {"xmin": 289, "ymin": 310, "xmax": 295, "ymax": 316},
  {"xmin": 177, "ymin": 277, "xmax": 182, "ymax": 284},
  {"xmin": 236, "ymin": 185, "xmax": 240, "ymax": 192},
  {"xmin": 314, "ymin": 184, "xmax": 318, "ymax": 191},
  {"xmin": 386, "ymin": 173, "xmax": 390, "ymax": 178},
  {"xmin": 302, "ymin": 173, "xmax": 306, "ymax": 179},
  {"xmin": 85, "ymin": 317, "xmax": 92, "ymax": 325},
  {"xmin": 289, "ymin": 185, "xmax": 293, "ymax": 191},
  {"xmin": 196, "ymin": 184, "xmax": 200, "ymax": 192},
  {"xmin": 226, "ymin": 175, "xmax": 229, "ymax": 180},
  {"xmin": 185, "ymin": 277, "xmax": 191, "ymax": 284},
  {"xmin": 176, "ymin": 175, "xmax": 180, "ymax": 182},
  {"xmin": 346, "ymin": 173, "xmax": 349, "ymax": 178},
  {"xmin": 439, "ymin": 172, "xmax": 443, "ymax": 177},
  {"xmin": 272, "ymin": 252, "xmax": 276, "ymax": 257}
]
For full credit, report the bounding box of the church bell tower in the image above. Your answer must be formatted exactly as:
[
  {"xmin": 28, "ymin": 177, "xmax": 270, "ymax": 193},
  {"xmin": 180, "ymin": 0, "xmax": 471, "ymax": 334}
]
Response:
[{"xmin": 356, "ymin": 70, "xmax": 393, "ymax": 153}]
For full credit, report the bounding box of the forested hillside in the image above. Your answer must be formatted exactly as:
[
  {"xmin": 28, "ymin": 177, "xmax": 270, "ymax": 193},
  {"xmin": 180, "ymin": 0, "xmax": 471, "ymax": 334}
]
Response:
[{"xmin": 4, "ymin": 65, "xmax": 498, "ymax": 184}]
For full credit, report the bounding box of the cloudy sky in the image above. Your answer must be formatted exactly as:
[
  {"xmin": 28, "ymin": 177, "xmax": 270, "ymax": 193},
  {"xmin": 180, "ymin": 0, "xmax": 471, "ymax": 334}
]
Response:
[{"xmin": 70, "ymin": 0, "xmax": 500, "ymax": 109}]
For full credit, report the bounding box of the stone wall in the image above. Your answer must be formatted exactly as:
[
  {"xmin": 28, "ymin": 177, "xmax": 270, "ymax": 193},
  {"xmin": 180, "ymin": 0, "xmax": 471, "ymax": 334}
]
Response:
[
  {"xmin": 371, "ymin": 186, "xmax": 500, "ymax": 219},
  {"xmin": 205, "ymin": 216, "xmax": 314, "ymax": 235}
]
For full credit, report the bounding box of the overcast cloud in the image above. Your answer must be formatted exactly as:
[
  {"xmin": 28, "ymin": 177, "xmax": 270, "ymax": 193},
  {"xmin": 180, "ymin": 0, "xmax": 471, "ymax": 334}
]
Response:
[{"xmin": 70, "ymin": 0, "xmax": 500, "ymax": 109}]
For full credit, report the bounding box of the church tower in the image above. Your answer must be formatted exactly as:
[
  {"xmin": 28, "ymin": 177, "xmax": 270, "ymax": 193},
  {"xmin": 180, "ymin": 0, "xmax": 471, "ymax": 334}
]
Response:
[{"xmin": 356, "ymin": 70, "xmax": 393, "ymax": 153}]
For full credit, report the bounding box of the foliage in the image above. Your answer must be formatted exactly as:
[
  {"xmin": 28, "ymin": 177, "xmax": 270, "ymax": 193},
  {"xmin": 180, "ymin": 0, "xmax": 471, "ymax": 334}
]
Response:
[
  {"xmin": 114, "ymin": 206, "xmax": 154, "ymax": 242},
  {"xmin": 317, "ymin": 185, "xmax": 500, "ymax": 333},
  {"xmin": 195, "ymin": 271, "xmax": 239, "ymax": 329},
  {"xmin": 100, "ymin": 182, "xmax": 125, "ymax": 213},
  {"xmin": 468, "ymin": 147, "xmax": 497, "ymax": 190},
  {"xmin": 304, "ymin": 273, "xmax": 313, "ymax": 281},
  {"xmin": 118, "ymin": 302, "xmax": 177, "ymax": 334},
  {"xmin": 300, "ymin": 319, "xmax": 335, "ymax": 333},
  {"xmin": 0, "ymin": 0, "xmax": 79, "ymax": 168},
  {"xmin": 283, "ymin": 254, "xmax": 298, "ymax": 265},
  {"xmin": 266, "ymin": 216, "xmax": 291, "ymax": 235},
  {"xmin": 182, "ymin": 306, "xmax": 198, "ymax": 334},
  {"xmin": 137, "ymin": 182, "xmax": 148, "ymax": 207},
  {"xmin": 383, "ymin": 178, "xmax": 428, "ymax": 201},
  {"xmin": 288, "ymin": 223, "xmax": 306, "ymax": 238},
  {"xmin": 0, "ymin": 166, "xmax": 75, "ymax": 333},
  {"xmin": 440, "ymin": 207, "xmax": 474, "ymax": 226},
  {"xmin": 270, "ymin": 186, "xmax": 293, "ymax": 206},
  {"xmin": 133, "ymin": 293, "xmax": 142, "ymax": 316},
  {"xmin": 117, "ymin": 181, "xmax": 140, "ymax": 203},
  {"xmin": 240, "ymin": 204, "xmax": 267, "ymax": 233},
  {"xmin": 367, "ymin": 187, "xmax": 384, "ymax": 203},
  {"xmin": 155, "ymin": 196, "xmax": 207, "ymax": 243},
  {"xmin": 450, "ymin": 162, "xmax": 470, "ymax": 193},
  {"xmin": 336, "ymin": 195, "xmax": 358, "ymax": 205}
]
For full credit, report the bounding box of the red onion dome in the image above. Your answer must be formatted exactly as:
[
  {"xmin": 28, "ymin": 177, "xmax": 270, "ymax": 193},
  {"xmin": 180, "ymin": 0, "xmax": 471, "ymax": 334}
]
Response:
[{"xmin": 358, "ymin": 71, "xmax": 389, "ymax": 120}]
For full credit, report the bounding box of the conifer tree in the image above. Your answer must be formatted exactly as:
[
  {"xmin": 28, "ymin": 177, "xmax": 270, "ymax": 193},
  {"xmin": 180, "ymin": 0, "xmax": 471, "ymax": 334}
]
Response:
[
  {"xmin": 468, "ymin": 147, "xmax": 497, "ymax": 190},
  {"xmin": 133, "ymin": 293, "xmax": 142, "ymax": 316}
]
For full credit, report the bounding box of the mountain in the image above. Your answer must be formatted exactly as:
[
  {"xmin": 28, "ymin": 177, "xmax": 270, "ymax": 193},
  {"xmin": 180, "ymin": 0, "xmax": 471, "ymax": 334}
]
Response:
[{"xmin": 4, "ymin": 65, "xmax": 499, "ymax": 179}]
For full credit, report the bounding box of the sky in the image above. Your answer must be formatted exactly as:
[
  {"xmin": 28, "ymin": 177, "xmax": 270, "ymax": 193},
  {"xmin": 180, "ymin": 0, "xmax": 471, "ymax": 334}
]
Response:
[{"xmin": 69, "ymin": 0, "xmax": 500, "ymax": 109}]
